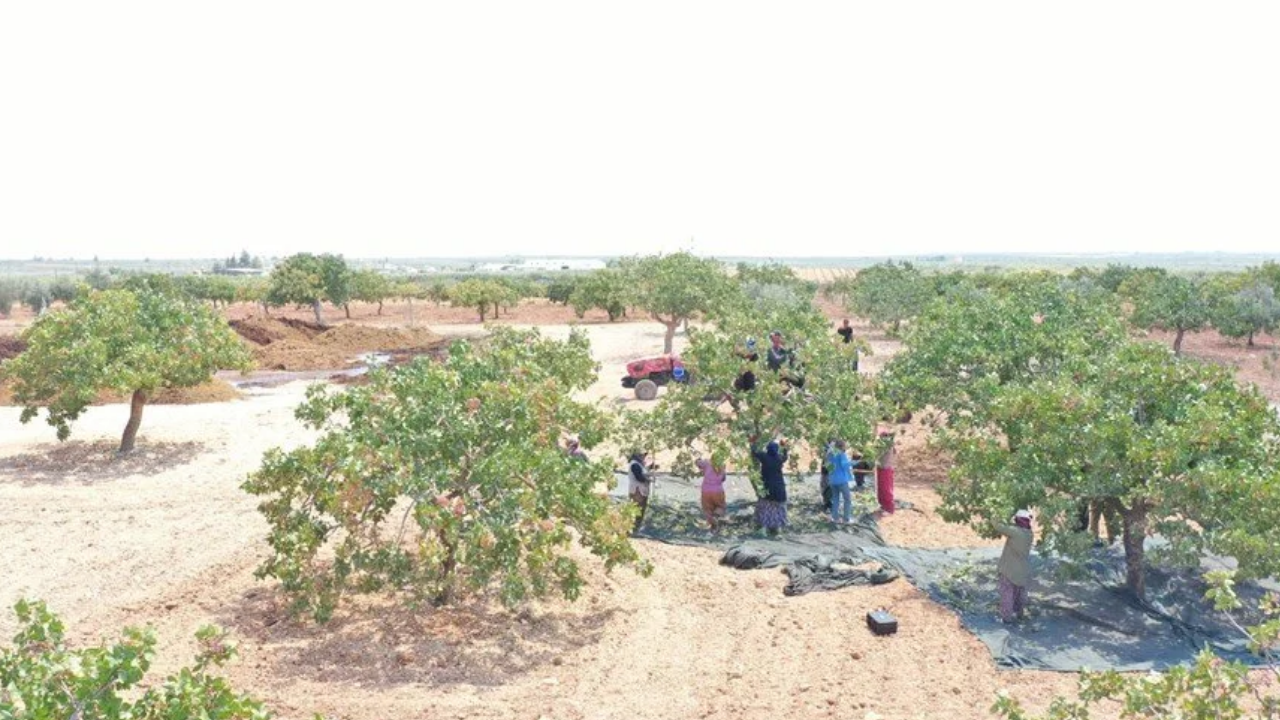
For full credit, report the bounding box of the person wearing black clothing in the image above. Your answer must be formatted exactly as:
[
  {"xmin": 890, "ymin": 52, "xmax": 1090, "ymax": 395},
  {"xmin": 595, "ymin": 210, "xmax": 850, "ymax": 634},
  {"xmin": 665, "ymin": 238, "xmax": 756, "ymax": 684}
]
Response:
[
  {"xmin": 837, "ymin": 319, "xmax": 854, "ymax": 344},
  {"xmin": 628, "ymin": 452, "xmax": 654, "ymax": 533},
  {"xmin": 850, "ymin": 450, "xmax": 873, "ymax": 490},
  {"xmin": 734, "ymin": 338, "xmax": 759, "ymax": 392},
  {"xmin": 751, "ymin": 439, "xmax": 789, "ymax": 535},
  {"xmin": 765, "ymin": 332, "xmax": 791, "ymax": 372}
]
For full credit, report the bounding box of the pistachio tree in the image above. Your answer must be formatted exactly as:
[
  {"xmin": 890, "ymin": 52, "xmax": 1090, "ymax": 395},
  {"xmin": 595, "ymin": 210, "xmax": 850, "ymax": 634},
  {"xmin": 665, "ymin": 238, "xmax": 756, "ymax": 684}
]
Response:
[
  {"xmin": 837, "ymin": 260, "xmax": 934, "ymax": 333},
  {"xmin": 626, "ymin": 287, "xmax": 875, "ymax": 498},
  {"xmin": 880, "ymin": 278, "xmax": 1127, "ymax": 430},
  {"xmin": 243, "ymin": 328, "xmax": 648, "ymax": 621},
  {"xmin": 447, "ymin": 278, "xmax": 507, "ymax": 321},
  {"xmin": 629, "ymin": 253, "xmax": 732, "ymax": 353},
  {"xmin": 0, "ymin": 600, "xmax": 275, "ymax": 720},
  {"xmin": 3, "ymin": 288, "xmax": 252, "ymax": 453},
  {"xmin": 348, "ymin": 268, "xmax": 392, "ymax": 316},
  {"xmin": 266, "ymin": 253, "xmax": 351, "ymax": 325},
  {"xmin": 1122, "ymin": 272, "xmax": 1211, "ymax": 354},
  {"xmin": 938, "ymin": 341, "xmax": 1280, "ymax": 597},
  {"xmin": 570, "ymin": 268, "xmax": 630, "ymax": 321}
]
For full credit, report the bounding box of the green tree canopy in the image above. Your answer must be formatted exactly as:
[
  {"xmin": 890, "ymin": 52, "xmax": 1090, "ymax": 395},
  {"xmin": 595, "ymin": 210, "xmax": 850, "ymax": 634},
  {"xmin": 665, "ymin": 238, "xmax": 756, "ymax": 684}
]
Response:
[
  {"xmin": 570, "ymin": 269, "xmax": 630, "ymax": 321},
  {"xmin": 546, "ymin": 277, "xmax": 578, "ymax": 305},
  {"xmin": 1212, "ymin": 280, "xmax": 1280, "ymax": 347},
  {"xmin": 0, "ymin": 600, "xmax": 273, "ymax": 719},
  {"xmin": 448, "ymin": 278, "xmax": 508, "ymax": 321},
  {"xmin": 266, "ymin": 253, "xmax": 351, "ymax": 325},
  {"xmin": 626, "ymin": 291, "xmax": 875, "ymax": 501},
  {"xmin": 880, "ymin": 278, "xmax": 1127, "ymax": 429},
  {"xmin": 348, "ymin": 269, "xmax": 393, "ymax": 315},
  {"xmin": 629, "ymin": 253, "xmax": 732, "ymax": 353},
  {"xmin": 243, "ymin": 328, "xmax": 648, "ymax": 621},
  {"xmin": 838, "ymin": 261, "xmax": 935, "ymax": 333},
  {"xmin": 2, "ymin": 288, "xmax": 252, "ymax": 453},
  {"xmin": 1122, "ymin": 272, "xmax": 1211, "ymax": 354},
  {"xmin": 936, "ymin": 341, "xmax": 1280, "ymax": 596}
]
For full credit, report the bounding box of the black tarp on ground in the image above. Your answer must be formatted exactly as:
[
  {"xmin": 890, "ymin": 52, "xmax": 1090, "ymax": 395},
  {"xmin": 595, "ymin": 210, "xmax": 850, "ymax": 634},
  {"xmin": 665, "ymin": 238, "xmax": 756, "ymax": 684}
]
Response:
[
  {"xmin": 609, "ymin": 471, "xmax": 1276, "ymax": 671},
  {"xmin": 610, "ymin": 471, "xmax": 901, "ymax": 595},
  {"xmin": 863, "ymin": 544, "xmax": 1279, "ymax": 671}
]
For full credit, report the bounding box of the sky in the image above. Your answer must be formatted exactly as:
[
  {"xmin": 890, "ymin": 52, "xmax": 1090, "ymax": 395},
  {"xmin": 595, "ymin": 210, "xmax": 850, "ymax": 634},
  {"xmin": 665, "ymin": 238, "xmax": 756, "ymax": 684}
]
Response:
[{"xmin": 1, "ymin": 2, "xmax": 1278, "ymax": 260}]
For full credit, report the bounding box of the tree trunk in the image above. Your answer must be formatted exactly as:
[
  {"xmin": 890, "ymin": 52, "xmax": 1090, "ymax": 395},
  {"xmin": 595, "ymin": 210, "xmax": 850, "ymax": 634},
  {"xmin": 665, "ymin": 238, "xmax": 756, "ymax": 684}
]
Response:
[
  {"xmin": 1247, "ymin": 330, "xmax": 1255, "ymax": 347},
  {"xmin": 377, "ymin": 300, "xmax": 384, "ymax": 316},
  {"xmin": 262, "ymin": 301, "xmax": 271, "ymax": 317},
  {"xmin": 478, "ymin": 305, "xmax": 487, "ymax": 322},
  {"xmin": 312, "ymin": 299, "xmax": 324, "ymax": 326},
  {"xmin": 343, "ymin": 303, "xmax": 352, "ymax": 319},
  {"xmin": 662, "ymin": 319, "xmax": 678, "ymax": 354},
  {"xmin": 1173, "ymin": 328, "xmax": 1186, "ymax": 355},
  {"xmin": 119, "ymin": 390, "xmax": 148, "ymax": 454},
  {"xmin": 1121, "ymin": 504, "xmax": 1148, "ymax": 597},
  {"xmin": 436, "ymin": 529, "xmax": 456, "ymax": 605}
]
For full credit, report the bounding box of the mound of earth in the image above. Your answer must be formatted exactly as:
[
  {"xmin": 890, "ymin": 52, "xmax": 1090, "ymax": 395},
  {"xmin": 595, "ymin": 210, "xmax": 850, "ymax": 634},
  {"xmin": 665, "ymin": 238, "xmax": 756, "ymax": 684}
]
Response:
[
  {"xmin": 229, "ymin": 316, "xmax": 325, "ymax": 346},
  {"xmin": 0, "ymin": 378, "xmax": 240, "ymax": 407},
  {"xmin": 232, "ymin": 317, "xmax": 444, "ymax": 371},
  {"xmin": 149, "ymin": 379, "xmax": 241, "ymax": 404}
]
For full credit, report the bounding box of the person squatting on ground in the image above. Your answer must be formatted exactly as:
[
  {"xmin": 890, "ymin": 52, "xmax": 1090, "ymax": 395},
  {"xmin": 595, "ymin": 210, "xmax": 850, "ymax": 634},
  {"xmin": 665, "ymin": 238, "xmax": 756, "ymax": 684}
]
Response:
[
  {"xmin": 875, "ymin": 430, "xmax": 897, "ymax": 514},
  {"xmin": 695, "ymin": 452, "xmax": 728, "ymax": 530},
  {"xmin": 751, "ymin": 439, "xmax": 789, "ymax": 536},
  {"xmin": 628, "ymin": 451, "xmax": 654, "ymax": 534},
  {"xmin": 825, "ymin": 439, "xmax": 854, "ymax": 524},
  {"xmin": 996, "ymin": 509, "xmax": 1034, "ymax": 623}
]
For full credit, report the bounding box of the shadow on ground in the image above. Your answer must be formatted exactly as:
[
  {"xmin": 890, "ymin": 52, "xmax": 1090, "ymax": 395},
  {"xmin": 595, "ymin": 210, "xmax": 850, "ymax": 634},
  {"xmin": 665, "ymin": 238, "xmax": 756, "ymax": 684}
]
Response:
[
  {"xmin": 0, "ymin": 440, "xmax": 206, "ymax": 485},
  {"xmin": 217, "ymin": 585, "xmax": 618, "ymax": 689}
]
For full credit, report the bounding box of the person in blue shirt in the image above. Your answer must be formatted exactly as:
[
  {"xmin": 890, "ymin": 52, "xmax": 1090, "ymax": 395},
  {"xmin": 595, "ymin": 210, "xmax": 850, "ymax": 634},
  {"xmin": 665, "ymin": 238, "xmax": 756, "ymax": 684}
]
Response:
[{"xmin": 825, "ymin": 440, "xmax": 854, "ymax": 523}]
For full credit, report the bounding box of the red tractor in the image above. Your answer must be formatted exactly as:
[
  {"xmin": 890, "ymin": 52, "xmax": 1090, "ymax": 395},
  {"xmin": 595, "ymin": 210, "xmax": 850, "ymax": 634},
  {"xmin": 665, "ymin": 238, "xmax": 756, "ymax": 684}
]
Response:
[{"xmin": 621, "ymin": 355, "xmax": 688, "ymax": 400}]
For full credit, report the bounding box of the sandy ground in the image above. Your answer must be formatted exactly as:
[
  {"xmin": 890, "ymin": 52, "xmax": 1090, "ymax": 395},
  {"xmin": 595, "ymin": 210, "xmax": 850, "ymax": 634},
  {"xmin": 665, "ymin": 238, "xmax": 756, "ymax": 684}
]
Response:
[{"xmin": 5, "ymin": 307, "xmax": 1276, "ymax": 719}]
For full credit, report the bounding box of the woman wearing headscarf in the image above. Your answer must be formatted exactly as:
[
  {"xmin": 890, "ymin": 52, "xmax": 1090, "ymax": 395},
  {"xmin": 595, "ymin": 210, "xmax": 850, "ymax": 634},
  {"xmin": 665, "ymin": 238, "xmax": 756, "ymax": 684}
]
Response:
[
  {"xmin": 694, "ymin": 451, "xmax": 728, "ymax": 530},
  {"xmin": 996, "ymin": 509, "xmax": 1034, "ymax": 623},
  {"xmin": 875, "ymin": 430, "xmax": 897, "ymax": 514},
  {"xmin": 750, "ymin": 438, "xmax": 789, "ymax": 536},
  {"xmin": 825, "ymin": 439, "xmax": 854, "ymax": 524},
  {"xmin": 628, "ymin": 451, "xmax": 654, "ymax": 534}
]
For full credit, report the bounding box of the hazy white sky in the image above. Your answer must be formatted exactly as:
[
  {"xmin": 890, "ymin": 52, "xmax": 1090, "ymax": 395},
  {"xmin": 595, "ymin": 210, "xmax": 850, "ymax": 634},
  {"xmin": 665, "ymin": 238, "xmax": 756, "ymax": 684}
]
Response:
[{"xmin": 2, "ymin": 2, "xmax": 1278, "ymax": 260}]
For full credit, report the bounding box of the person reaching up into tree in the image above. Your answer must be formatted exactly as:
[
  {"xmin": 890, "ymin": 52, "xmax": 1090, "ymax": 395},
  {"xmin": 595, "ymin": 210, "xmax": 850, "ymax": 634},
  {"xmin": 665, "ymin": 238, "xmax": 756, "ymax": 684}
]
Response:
[
  {"xmin": 751, "ymin": 437, "xmax": 789, "ymax": 536},
  {"xmin": 875, "ymin": 430, "xmax": 897, "ymax": 514},
  {"xmin": 765, "ymin": 330, "xmax": 805, "ymax": 389},
  {"xmin": 628, "ymin": 451, "xmax": 656, "ymax": 534},
  {"xmin": 695, "ymin": 451, "xmax": 728, "ymax": 531},
  {"xmin": 996, "ymin": 510, "xmax": 1034, "ymax": 623},
  {"xmin": 826, "ymin": 439, "xmax": 854, "ymax": 524}
]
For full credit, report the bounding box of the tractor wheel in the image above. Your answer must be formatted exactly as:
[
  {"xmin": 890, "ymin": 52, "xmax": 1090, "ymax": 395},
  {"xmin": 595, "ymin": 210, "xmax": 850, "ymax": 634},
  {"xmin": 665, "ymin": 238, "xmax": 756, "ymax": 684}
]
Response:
[{"xmin": 634, "ymin": 379, "xmax": 659, "ymax": 401}]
